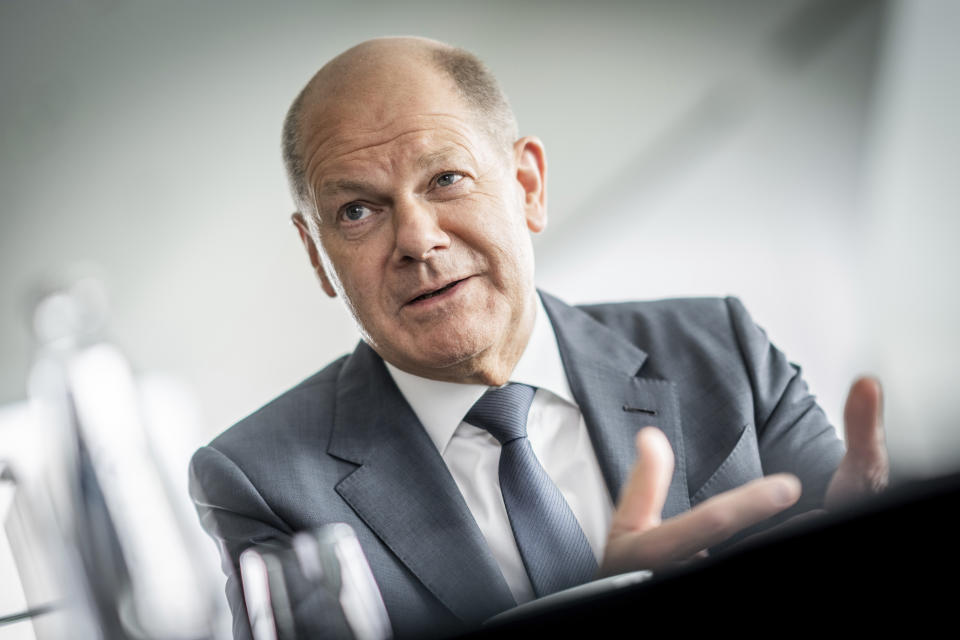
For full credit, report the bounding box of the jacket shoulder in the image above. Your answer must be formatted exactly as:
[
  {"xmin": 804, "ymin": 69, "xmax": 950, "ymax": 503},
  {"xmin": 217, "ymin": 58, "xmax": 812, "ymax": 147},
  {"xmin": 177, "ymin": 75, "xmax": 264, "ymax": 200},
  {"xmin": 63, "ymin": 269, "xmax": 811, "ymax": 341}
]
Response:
[
  {"xmin": 576, "ymin": 296, "xmax": 732, "ymax": 321},
  {"xmin": 205, "ymin": 353, "xmax": 349, "ymax": 457},
  {"xmin": 575, "ymin": 296, "xmax": 746, "ymax": 355}
]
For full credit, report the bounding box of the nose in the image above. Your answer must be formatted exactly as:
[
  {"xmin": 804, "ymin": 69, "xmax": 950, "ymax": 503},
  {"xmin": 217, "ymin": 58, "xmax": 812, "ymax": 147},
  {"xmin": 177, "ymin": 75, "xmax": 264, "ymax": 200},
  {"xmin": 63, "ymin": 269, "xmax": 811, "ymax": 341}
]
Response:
[{"xmin": 392, "ymin": 196, "xmax": 450, "ymax": 262}]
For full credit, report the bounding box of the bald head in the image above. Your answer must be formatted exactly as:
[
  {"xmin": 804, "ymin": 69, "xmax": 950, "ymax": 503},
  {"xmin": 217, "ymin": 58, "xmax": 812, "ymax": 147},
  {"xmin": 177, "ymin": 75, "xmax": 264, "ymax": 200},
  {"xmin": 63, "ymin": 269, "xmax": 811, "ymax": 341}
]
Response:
[{"xmin": 282, "ymin": 37, "xmax": 518, "ymax": 211}]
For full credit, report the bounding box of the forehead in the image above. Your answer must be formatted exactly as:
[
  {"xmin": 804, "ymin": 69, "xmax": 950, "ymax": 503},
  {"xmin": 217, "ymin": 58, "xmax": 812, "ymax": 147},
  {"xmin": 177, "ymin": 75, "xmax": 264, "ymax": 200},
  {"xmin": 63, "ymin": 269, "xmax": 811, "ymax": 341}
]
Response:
[
  {"xmin": 296, "ymin": 59, "xmax": 502, "ymax": 186},
  {"xmin": 303, "ymin": 109, "xmax": 496, "ymax": 195}
]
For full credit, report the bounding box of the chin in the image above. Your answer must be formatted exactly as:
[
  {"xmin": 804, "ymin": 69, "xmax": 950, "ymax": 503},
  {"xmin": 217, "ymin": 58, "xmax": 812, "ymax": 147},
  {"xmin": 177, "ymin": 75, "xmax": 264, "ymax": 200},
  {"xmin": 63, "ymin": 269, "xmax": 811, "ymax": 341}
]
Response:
[
  {"xmin": 405, "ymin": 327, "xmax": 499, "ymax": 376},
  {"xmin": 419, "ymin": 337, "xmax": 489, "ymax": 369}
]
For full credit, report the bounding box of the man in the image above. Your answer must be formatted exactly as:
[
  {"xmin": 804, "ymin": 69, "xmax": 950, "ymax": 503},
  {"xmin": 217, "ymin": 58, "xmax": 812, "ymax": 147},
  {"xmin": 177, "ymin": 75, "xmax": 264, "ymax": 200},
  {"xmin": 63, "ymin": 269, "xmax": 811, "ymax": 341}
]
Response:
[{"xmin": 189, "ymin": 37, "xmax": 888, "ymax": 639}]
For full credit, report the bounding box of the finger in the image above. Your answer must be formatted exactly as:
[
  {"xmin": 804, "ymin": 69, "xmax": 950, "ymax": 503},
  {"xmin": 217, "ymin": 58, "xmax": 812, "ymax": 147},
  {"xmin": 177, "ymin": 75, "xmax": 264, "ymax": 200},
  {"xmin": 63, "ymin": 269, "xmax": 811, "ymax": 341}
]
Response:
[
  {"xmin": 843, "ymin": 376, "xmax": 887, "ymax": 467},
  {"xmin": 826, "ymin": 377, "xmax": 889, "ymax": 508},
  {"xmin": 610, "ymin": 427, "xmax": 674, "ymax": 536},
  {"xmin": 621, "ymin": 473, "xmax": 802, "ymax": 569}
]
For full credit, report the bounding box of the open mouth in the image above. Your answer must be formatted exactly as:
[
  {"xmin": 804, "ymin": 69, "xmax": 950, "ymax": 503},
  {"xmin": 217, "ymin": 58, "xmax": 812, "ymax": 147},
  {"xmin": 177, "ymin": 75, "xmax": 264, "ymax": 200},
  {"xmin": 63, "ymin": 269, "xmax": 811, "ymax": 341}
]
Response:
[{"xmin": 408, "ymin": 278, "xmax": 465, "ymax": 304}]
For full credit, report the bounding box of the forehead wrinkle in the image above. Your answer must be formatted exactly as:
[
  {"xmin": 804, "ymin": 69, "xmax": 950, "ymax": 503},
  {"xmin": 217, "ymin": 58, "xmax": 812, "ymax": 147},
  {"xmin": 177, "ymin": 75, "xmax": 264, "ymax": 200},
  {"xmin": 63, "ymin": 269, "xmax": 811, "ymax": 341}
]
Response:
[
  {"xmin": 306, "ymin": 133, "xmax": 483, "ymax": 209},
  {"xmin": 301, "ymin": 111, "xmax": 479, "ymax": 178}
]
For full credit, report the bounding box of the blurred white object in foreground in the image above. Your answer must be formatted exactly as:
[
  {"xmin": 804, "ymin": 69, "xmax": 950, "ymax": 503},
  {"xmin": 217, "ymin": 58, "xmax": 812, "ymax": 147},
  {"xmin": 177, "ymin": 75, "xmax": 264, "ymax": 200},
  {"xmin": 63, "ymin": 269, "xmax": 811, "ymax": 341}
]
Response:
[{"xmin": 0, "ymin": 275, "xmax": 228, "ymax": 639}]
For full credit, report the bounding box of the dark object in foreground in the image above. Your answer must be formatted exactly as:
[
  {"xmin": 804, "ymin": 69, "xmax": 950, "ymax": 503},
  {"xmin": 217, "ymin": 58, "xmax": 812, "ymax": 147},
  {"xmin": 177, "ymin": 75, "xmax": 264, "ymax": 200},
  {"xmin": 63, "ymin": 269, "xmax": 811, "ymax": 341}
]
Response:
[{"xmin": 461, "ymin": 470, "xmax": 960, "ymax": 637}]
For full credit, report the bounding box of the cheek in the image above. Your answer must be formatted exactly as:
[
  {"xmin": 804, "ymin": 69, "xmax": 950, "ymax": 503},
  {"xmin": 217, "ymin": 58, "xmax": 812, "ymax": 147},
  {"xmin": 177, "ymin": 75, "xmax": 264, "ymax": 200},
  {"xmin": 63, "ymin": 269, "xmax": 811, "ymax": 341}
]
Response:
[
  {"xmin": 322, "ymin": 226, "xmax": 384, "ymax": 285},
  {"xmin": 478, "ymin": 231, "xmax": 535, "ymax": 296},
  {"xmin": 465, "ymin": 190, "xmax": 527, "ymax": 241},
  {"xmin": 320, "ymin": 244, "xmax": 378, "ymax": 309}
]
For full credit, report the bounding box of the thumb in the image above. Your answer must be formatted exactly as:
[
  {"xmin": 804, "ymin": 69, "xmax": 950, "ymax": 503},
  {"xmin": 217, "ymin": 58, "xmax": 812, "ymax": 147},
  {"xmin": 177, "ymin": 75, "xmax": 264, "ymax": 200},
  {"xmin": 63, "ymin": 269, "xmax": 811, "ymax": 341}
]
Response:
[
  {"xmin": 843, "ymin": 376, "xmax": 886, "ymax": 467},
  {"xmin": 827, "ymin": 376, "xmax": 889, "ymax": 508},
  {"xmin": 610, "ymin": 427, "xmax": 674, "ymax": 536}
]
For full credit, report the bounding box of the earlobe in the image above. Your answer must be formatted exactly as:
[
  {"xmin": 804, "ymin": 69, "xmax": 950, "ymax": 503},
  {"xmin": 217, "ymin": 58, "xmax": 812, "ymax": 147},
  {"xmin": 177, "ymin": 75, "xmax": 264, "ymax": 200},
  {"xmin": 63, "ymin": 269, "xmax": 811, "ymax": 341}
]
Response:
[
  {"xmin": 514, "ymin": 136, "xmax": 548, "ymax": 233},
  {"xmin": 291, "ymin": 212, "xmax": 338, "ymax": 298}
]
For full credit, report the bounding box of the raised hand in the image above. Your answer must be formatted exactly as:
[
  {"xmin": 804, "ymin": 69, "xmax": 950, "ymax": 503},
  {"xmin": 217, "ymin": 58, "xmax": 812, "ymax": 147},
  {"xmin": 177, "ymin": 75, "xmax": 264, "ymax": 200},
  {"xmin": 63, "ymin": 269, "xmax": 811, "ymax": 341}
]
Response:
[
  {"xmin": 599, "ymin": 427, "xmax": 802, "ymax": 576},
  {"xmin": 824, "ymin": 376, "xmax": 889, "ymax": 510}
]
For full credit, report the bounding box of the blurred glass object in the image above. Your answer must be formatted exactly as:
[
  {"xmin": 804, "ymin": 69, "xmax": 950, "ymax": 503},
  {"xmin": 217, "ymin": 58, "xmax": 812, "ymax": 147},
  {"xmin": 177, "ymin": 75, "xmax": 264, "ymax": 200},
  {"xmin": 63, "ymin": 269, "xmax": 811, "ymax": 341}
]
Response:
[
  {"xmin": 239, "ymin": 548, "xmax": 288, "ymax": 640},
  {"xmin": 239, "ymin": 523, "xmax": 392, "ymax": 640},
  {"xmin": 1, "ymin": 274, "xmax": 228, "ymax": 639}
]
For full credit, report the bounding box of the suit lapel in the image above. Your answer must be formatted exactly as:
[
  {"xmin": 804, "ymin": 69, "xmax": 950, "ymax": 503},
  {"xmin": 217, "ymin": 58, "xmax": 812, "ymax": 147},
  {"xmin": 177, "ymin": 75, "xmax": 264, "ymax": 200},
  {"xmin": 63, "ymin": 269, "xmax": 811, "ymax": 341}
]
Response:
[
  {"xmin": 325, "ymin": 292, "xmax": 692, "ymax": 622},
  {"xmin": 327, "ymin": 342, "xmax": 515, "ymax": 623},
  {"xmin": 541, "ymin": 292, "xmax": 691, "ymax": 519}
]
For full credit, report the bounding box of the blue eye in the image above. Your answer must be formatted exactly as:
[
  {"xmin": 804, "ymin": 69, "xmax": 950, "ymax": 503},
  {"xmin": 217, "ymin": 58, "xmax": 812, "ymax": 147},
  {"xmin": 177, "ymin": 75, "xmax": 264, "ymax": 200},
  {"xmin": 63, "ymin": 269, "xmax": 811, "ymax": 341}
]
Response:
[
  {"xmin": 436, "ymin": 172, "xmax": 462, "ymax": 187},
  {"xmin": 342, "ymin": 203, "xmax": 372, "ymax": 222}
]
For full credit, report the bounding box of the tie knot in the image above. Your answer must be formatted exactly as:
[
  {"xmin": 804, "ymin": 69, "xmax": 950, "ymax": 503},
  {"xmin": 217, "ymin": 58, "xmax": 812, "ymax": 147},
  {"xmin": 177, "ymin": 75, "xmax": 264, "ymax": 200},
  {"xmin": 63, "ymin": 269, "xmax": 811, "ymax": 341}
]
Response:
[{"xmin": 464, "ymin": 383, "xmax": 536, "ymax": 444}]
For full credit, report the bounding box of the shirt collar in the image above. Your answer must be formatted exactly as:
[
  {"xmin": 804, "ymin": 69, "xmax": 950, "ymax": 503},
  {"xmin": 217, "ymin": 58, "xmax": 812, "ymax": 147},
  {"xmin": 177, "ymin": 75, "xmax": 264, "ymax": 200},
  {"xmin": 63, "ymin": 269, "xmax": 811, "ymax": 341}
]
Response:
[{"xmin": 384, "ymin": 293, "xmax": 577, "ymax": 455}]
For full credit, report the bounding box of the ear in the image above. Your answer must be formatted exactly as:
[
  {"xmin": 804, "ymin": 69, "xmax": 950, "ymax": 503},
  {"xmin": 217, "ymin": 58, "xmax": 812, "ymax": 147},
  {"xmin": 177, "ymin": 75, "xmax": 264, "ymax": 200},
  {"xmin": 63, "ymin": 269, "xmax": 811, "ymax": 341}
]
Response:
[
  {"xmin": 513, "ymin": 136, "xmax": 547, "ymax": 233},
  {"xmin": 291, "ymin": 212, "xmax": 337, "ymax": 298}
]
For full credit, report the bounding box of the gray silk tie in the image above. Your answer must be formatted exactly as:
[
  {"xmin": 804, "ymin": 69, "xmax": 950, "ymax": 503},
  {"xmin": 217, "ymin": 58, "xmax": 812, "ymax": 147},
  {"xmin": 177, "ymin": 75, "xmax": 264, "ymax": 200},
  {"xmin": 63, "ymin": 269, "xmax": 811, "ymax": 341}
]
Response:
[{"xmin": 465, "ymin": 383, "xmax": 598, "ymax": 597}]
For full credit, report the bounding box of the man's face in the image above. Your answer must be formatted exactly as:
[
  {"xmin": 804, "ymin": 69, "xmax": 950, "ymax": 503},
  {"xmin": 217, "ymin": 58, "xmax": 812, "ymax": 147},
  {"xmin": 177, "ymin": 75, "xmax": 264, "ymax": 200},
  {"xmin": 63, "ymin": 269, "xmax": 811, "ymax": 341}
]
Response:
[{"xmin": 294, "ymin": 65, "xmax": 546, "ymax": 384}]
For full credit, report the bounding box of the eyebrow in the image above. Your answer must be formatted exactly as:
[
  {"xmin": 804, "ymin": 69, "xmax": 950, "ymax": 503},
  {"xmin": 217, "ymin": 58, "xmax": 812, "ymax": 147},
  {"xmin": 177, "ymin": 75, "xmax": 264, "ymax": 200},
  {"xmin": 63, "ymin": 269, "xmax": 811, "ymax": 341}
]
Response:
[
  {"xmin": 318, "ymin": 179, "xmax": 380, "ymax": 197},
  {"xmin": 317, "ymin": 147, "xmax": 473, "ymax": 197},
  {"xmin": 416, "ymin": 146, "xmax": 469, "ymax": 170}
]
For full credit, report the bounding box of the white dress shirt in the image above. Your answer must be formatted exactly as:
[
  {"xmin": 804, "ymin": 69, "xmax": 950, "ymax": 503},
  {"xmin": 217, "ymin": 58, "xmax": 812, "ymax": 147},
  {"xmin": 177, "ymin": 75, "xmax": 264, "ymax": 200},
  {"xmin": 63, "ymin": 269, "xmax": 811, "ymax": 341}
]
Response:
[{"xmin": 385, "ymin": 296, "xmax": 614, "ymax": 604}]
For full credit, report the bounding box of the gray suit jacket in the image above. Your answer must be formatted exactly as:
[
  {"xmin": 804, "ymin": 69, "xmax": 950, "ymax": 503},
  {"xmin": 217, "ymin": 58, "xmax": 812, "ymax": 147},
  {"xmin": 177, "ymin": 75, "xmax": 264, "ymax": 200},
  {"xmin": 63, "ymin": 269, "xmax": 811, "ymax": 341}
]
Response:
[{"xmin": 189, "ymin": 292, "xmax": 844, "ymax": 638}]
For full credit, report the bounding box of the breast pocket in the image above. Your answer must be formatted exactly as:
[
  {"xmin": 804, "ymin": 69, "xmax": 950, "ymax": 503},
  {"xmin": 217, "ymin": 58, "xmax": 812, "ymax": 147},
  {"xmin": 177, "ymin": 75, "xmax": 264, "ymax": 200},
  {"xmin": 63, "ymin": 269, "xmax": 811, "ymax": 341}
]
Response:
[{"xmin": 690, "ymin": 423, "xmax": 763, "ymax": 505}]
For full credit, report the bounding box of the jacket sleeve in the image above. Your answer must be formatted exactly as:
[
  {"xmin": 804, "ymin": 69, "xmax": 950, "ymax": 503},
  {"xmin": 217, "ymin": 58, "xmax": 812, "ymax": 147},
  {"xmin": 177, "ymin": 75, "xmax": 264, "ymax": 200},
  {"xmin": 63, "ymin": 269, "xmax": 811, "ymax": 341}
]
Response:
[
  {"xmin": 724, "ymin": 296, "xmax": 845, "ymax": 513},
  {"xmin": 189, "ymin": 445, "xmax": 286, "ymax": 640},
  {"xmin": 189, "ymin": 446, "xmax": 349, "ymax": 640}
]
